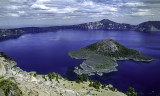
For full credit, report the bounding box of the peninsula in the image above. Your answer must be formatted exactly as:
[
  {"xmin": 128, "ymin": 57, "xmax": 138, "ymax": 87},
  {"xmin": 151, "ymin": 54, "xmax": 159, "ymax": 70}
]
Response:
[{"xmin": 68, "ymin": 39, "xmax": 153, "ymax": 76}]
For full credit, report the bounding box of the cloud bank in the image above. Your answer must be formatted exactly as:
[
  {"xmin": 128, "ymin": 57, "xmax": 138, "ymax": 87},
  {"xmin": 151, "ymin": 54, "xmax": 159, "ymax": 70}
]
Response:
[{"xmin": 0, "ymin": 0, "xmax": 159, "ymax": 28}]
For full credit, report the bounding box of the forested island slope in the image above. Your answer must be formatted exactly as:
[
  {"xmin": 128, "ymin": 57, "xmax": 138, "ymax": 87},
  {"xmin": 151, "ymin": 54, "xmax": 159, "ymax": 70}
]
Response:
[{"xmin": 68, "ymin": 39, "xmax": 153, "ymax": 76}]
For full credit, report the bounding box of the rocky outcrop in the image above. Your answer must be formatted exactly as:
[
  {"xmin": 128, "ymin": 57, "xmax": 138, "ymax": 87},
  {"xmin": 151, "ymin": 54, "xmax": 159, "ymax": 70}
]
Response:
[
  {"xmin": 0, "ymin": 29, "xmax": 24, "ymax": 37},
  {"xmin": 0, "ymin": 60, "xmax": 7, "ymax": 76},
  {"xmin": 68, "ymin": 19, "xmax": 160, "ymax": 32},
  {"xmin": 67, "ymin": 19, "xmax": 135, "ymax": 31},
  {"xmin": 0, "ymin": 29, "xmax": 25, "ymax": 41},
  {"xmin": 135, "ymin": 21, "xmax": 160, "ymax": 32},
  {"xmin": 0, "ymin": 52, "xmax": 126, "ymax": 96},
  {"xmin": 0, "ymin": 88, "xmax": 5, "ymax": 96},
  {"xmin": 68, "ymin": 39, "xmax": 153, "ymax": 76},
  {"xmin": 0, "ymin": 52, "xmax": 13, "ymax": 76}
]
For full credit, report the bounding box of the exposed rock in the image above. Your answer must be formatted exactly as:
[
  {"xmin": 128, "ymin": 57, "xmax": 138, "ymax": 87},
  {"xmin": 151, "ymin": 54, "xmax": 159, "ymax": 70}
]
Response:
[
  {"xmin": 135, "ymin": 21, "xmax": 160, "ymax": 32},
  {"xmin": 0, "ymin": 88, "xmax": 5, "ymax": 96},
  {"xmin": 0, "ymin": 60, "xmax": 7, "ymax": 76},
  {"xmin": 68, "ymin": 19, "xmax": 135, "ymax": 31}
]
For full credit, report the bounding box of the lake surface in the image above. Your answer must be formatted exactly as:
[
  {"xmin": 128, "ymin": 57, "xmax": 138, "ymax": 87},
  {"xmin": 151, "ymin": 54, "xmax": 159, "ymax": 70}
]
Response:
[{"xmin": 0, "ymin": 30, "xmax": 160, "ymax": 96}]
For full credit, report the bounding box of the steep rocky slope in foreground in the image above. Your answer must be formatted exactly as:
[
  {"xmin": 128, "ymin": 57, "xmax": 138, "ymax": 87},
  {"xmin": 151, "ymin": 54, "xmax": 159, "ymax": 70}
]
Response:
[
  {"xmin": 0, "ymin": 52, "xmax": 126, "ymax": 96},
  {"xmin": 69, "ymin": 39, "xmax": 153, "ymax": 76}
]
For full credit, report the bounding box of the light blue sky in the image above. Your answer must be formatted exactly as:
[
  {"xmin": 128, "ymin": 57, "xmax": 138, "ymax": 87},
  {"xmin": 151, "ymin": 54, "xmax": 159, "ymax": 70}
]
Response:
[{"xmin": 0, "ymin": 0, "xmax": 159, "ymax": 28}]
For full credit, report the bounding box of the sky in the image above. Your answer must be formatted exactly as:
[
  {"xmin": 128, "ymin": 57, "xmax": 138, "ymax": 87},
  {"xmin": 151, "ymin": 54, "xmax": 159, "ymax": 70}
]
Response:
[{"xmin": 0, "ymin": 0, "xmax": 160, "ymax": 28}]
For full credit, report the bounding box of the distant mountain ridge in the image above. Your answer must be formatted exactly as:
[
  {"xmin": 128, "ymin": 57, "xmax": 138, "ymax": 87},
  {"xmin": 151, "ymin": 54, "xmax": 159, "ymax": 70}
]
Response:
[
  {"xmin": 68, "ymin": 19, "xmax": 135, "ymax": 30},
  {"xmin": 0, "ymin": 19, "xmax": 160, "ymax": 40},
  {"xmin": 69, "ymin": 19, "xmax": 160, "ymax": 32},
  {"xmin": 135, "ymin": 21, "xmax": 160, "ymax": 32}
]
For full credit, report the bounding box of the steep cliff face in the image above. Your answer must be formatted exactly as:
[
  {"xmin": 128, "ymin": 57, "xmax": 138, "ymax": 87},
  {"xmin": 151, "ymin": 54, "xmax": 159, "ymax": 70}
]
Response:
[
  {"xmin": 0, "ymin": 61, "xmax": 7, "ymax": 76},
  {"xmin": 69, "ymin": 19, "xmax": 135, "ymax": 30},
  {"xmin": 70, "ymin": 19, "xmax": 160, "ymax": 32},
  {"xmin": 0, "ymin": 52, "xmax": 14, "ymax": 76},
  {"xmin": 135, "ymin": 21, "xmax": 160, "ymax": 32},
  {"xmin": 0, "ymin": 52, "xmax": 126, "ymax": 96},
  {"xmin": 0, "ymin": 29, "xmax": 25, "ymax": 41},
  {"xmin": 0, "ymin": 29, "xmax": 24, "ymax": 37}
]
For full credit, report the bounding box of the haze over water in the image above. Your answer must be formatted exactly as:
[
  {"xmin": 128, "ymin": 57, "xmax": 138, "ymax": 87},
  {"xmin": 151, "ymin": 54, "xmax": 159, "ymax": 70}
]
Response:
[{"xmin": 0, "ymin": 30, "xmax": 160, "ymax": 96}]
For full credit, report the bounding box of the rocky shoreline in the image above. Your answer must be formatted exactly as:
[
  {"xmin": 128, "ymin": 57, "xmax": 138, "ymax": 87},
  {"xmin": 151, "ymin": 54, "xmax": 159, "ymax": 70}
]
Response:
[{"xmin": 0, "ymin": 52, "xmax": 127, "ymax": 96}]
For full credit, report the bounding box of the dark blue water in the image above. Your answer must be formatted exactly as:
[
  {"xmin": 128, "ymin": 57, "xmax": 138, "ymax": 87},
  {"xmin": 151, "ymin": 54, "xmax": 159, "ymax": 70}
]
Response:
[{"xmin": 0, "ymin": 30, "xmax": 160, "ymax": 96}]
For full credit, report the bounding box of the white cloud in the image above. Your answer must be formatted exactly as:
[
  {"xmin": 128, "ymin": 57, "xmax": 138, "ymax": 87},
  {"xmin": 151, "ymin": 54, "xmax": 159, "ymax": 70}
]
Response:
[
  {"xmin": 130, "ymin": 8, "xmax": 153, "ymax": 16},
  {"xmin": 6, "ymin": 5, "xmax": 20, "ymax": 10},
  {"xmin": 0, "ymin": 0, "xmax": 159, "ymax": 28},
  {"xmin": 18, "ymin": 11, "xmax": 25, "ymax": 15},
  {"xmin": 9, "ymin": 13, "xmax": 19, "ymax": 17},
  {"xmin": 0, "ymin": 0, "xmax": 145, "ymax": 18},
  {"xmin": 47, "ymin": 7, "xmax": 77, "ymax": 13},
  {"xmin": 137, "ymin": 9, "xmax": 150, "ymax": 12},
  {"xmin": 131, "ymin": 11, "xmax": 153, "ymax": 16},
  {"xmin": 31, "ymin": 3, "xmax": 49, "ymax": 10}
]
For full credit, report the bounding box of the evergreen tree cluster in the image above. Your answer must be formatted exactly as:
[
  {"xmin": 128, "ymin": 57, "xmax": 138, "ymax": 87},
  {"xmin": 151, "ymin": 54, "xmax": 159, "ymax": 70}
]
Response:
[
  {"xmin": 76, "ymin": 74, "xmax": 83, "ymax": 83},
  {"xmin": 101, "ymin": 84, "xmax": 106, "ymax": 89},
  {"xmin": 76, "ymin": 74, "xmax": 88, "ymax": 83},
  {"xmin": 42, "ymin": 75, "xmax": 47, "ymax": 81},
  {"xmin": 125, "ymin": 87, "xmax": 137, "ymax": 96},
  {"xmin": 42, "ymin": 72, "xmax": 62, "ymax": 82},
  {"xmin": 108, "ymin": 85, "xmax": 116, "ymax": 91},
  {"xmin": 89, "ymin": 80, "xmax": 101, "ymax": 89},
  {"xmin": 47, "ymin": 72, "xmax": 56, "ymax": 81}
]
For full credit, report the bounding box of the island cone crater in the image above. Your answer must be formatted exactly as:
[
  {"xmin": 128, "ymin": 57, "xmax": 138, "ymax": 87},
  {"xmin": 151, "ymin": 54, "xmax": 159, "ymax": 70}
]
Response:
[{"xmin": 68, "ymin": 39, "xmax": 153, "ymax": 76}]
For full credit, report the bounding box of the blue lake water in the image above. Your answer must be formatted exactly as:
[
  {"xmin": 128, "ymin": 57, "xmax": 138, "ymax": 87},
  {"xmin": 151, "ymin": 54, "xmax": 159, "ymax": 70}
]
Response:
[{"xmin": 0, "ymin": 30, "xmax": 160, "ymax": 96}]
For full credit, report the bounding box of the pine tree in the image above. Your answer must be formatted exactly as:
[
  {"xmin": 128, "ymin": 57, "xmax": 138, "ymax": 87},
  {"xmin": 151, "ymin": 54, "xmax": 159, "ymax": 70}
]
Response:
[
  {"xmin": 76, "ymin": 74, "xmax": 83, "ymax": 83},
  {"xmin": 84, "ymin": 74, "xmax": 88, "ymax": 82},
  {"xmin": 52, "ymin": 72, "xmax": 56, "ymax": 79}
]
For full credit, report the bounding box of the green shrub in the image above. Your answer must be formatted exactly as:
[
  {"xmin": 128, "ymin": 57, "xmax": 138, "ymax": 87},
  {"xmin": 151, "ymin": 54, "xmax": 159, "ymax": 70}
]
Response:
[
  {"xmin": 125, "ymin": 87, "xmax": 137, "ymax": 96},
  {"xmin": 0, "ymin": 79, "xmax": 22, "ymax": 96}
]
